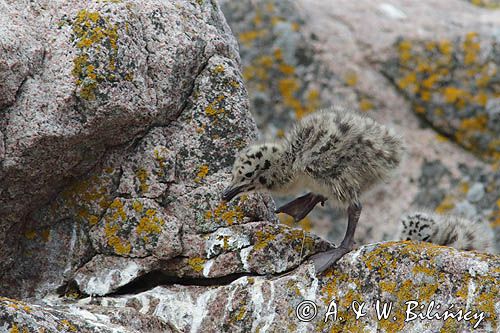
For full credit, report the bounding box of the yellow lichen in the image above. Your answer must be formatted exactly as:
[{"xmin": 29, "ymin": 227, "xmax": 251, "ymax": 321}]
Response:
[
  {"xmin": 205, "ymin": 94, "xmax": 225, "ymax": 117},
  {"xmin": 195, "ymin": 165, "xmax": 209, "ymax": 183},
  {"xmin": 359, "ymin": 98, "xmax": 374, "ymax": 111},
  {"xmin": 253, "ymin": 230, "xmax": 276, "ymax": 251},
  {"xmin": 136, "ymin": 168, "xmax": 149, "ymax": 193},
  {"xmin": 24, "ymin": 230, "xmax": 36, "ymax": 240},
  {"xmin": 58, "ymin": 320, "xmax": 77, "ymax": 332},
  {"xmin": 435, "ymin": 195, "xmax": 455, "ymax": 213},
  {"xmin": 344, "ymin": 71, "xmax": 358, "ymax": 86},
  {"xmin": 239, "ymin": 30, "xmax": 266, "ymax": 44},
  {"xmin": 40, "ymin": 229, "xmax": 50, "ymax": 242},
  {"xmin": 132, "ymin": 200, "xmax": 143, "ymax": 213},
  {"xmin": 187, "ymin": 257, "xmax": 206, "ymax": 272},
  {"xmin": 459, "ymin": 115, "xmax": 488, "ymax": 131},
  {"xmin": 71, "ymin": 9, "xmax": 123, "ymax": 100},
  {"xmin": 213, "ymin": 64, "xmax": 225, "ymax": 74},
  {"xmin": 205, "ymin": 201, "xmax": 244, "ymax": 226},
  {"xmin": 136, "ymin": 209, "xmax": 164, "ymax": 242}
]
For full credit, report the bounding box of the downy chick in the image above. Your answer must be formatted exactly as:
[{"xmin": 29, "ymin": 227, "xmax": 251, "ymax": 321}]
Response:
[
  {"xmin": 222, "ymin": 107, "xmax": 404, "ymax": 273},
  {"xmin": 398, "ymin": 211, "xmax": 494, "ymax": 253}
]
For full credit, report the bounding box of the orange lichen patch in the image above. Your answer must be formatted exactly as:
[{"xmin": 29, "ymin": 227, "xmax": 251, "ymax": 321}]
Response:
[
  {"xmin": 235, "ymin": 306, "xmax": 247, "ymax": 321},
  {"xmin": 187, "ymin": 257, "xmax": 206, "ymax": 272},
  {"xmin": 256, "ymin": 55, "xmax": 274, "ymax": 68},
  {"xmin": 359, "ymin": 98, "xmax": 374, "ymax": 111},
  {"xmin": 40, "ymin": 229, "xmax": 50, "ymax": 242},
  {"xmin": 273, "ymin": 48, "xmax": 283, "ymax": 61},
  {"xmin": 153, "ymin": 147, "xmax": 167, "ymax": 177},
  {"xmin": 205, "ymin": 94, "xmax": 225, "ymax": 117},
  {"xmin": 396, "ymin": 72, "xmax": 417, "ymax": 91},
  {"xmin": 213, "ymin": 64, "xmax": 225, "ymax": 74},
  {"xmin": 421, "ymin": 73, "xmax": 440, "ymax": 90},
  {"xmin": 458, "ymin": 181, "xmax": 470, "ymax": 194},
  {"xmin": 284, "ymin": 228, "xmax": 316, "ymax": 254},
  {"xmin": 57, "ymin": 320, "xmax": 77, "ymax": 332},
  {"xmin": 463, "ymin": 32, "xmax": 480, "ymax": 65},
  {"xmin": 253, "ymin": 230, "xmax": 276, "ymax": 251},
  {"xmin": 205, "ymin": 201, "xmax": 245, "ymax": 226},
  {"xmin": 104, "ymin": 222, "xmax": 131, "ymax": 255},
  {"xmin": 435, "ymin": 133, "xmax": 449, "ymax": 142},
  {"xmin": 239, "ymin": 30, "xmax": 267, "ymax": 45},
  {"xmin": 442, "ymin": 86, "xmax": 467, "ymax": 104},
  {"xmin": 278, "ymin": 77, "xmax": 312, "ymax": 119},
  {"xmin": 434, "ymin": 107, "xmax": 444, "ymax": 117},
  {"xmin": 291, "ymin": 22, "xmax": 301, "ymax": 32},
  {"xmin": 136, "ymin": 168, "xmax": 149, "ymax": 193},
  {"xmin": 276, "ymin": 129, "xmax": 285, "ymax": 138},
  {"xmin": 136, "ymin": 209, "xmax": 164, "ymax": 242},
  {"xmin": 252, "ymin": 10, "xmax": 262, "ymax": 27},
  {"xmin": 414, "ymin": 105, "xmax": 426, "ymax": 114},
  {"xmin": 24, "ymin": 230, "xmax": 36, "ymax": 240},
  {"xmin": 279, "ymin": 63, "xmax": 295, "ymax": 75},
  {"xmin": 459, "ymin": 115, "xmax": 488, "ymax": 131},
  {"xmin": 103, "ymin": 198, "xmax": 131, "ymax": 255},
  {"xmin": 397, "ymin": 40, "xmax": 412, "ymax": 64},
  {"xmin": 435, "ymin": 195, "xmax": 455, "ymax": 214},
  {"xmin": 71, "ymin": 9, "xmax": 121, "ymax": 100},
  {"xmin": 278, "ymin": 78, "xmax": 299, "ymax": 103},
  {"xmin": 473, "ymin": 91, "xmax": 488, "ymax": 106},
  {"xmin": 61, "ymin": 172, "xmax": 114, "ymax": 226},
  {"xmin": 344, "ymin": 71, "xmax": 358, "ymax": 87},
  {"xmin": 132, "ymin": 200, "xmax": 143, "ymax": 213},
  {"xmin": 438, "ymin": 39, "xmax": 453, "ymax": 55},
  {"xmin": 194, "ymin": 165, "xmax": 209, "ymax": 183},
  {"xmin": 420, "ymin": 90, "xmax": 431, "ymax": 102}
]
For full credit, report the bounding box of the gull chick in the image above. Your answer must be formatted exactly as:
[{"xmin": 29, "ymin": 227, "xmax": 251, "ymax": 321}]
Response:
[
  {"xmin": 222, "ymin": 108, "xmax": 404, "ymax": 273},
  {"xmin": 399, "ymin": 211, "xmax": 494, "ymax": 253}
]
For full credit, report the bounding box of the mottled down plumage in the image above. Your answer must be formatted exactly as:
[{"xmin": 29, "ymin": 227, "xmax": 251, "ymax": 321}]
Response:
[
  {"xmin": 222, "ymin": 107, "xmax": 404, "ymax": 274},
  {"xmin": 222, "ymin": 107, "xmax": 404, "ymax": 205},
  {"xmin": 398, "ymin": 211, "xmax": 494, "ymax": 254},
  {"xmin": 285, "ymin": 109, "xmax": 403, "ymax": 204}
]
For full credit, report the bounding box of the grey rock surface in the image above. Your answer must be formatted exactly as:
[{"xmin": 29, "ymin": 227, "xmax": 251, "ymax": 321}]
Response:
[
  {"xmin": 0, "ymin": 0, "xmax": 329, "ymax": 301},
  {"xmin": 0, "ymin": 0, "xmax": 238, "ymax": 278},
  {"xmin": 1, "ymin": 0, "xmax": 500, "ymax": 332},
  {"xmin": 3, "ymin": 242, "xmax": 498, "ymax": 332}
]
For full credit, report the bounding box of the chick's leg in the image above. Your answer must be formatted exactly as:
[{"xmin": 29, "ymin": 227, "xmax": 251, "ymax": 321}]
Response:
[
  {"xmin": 311, "ymin": 202, "xmax": 362, "ymax": 274},
  {"xmin": 275, "ymin": 192, "xmax": 327, "ymax": 222}
]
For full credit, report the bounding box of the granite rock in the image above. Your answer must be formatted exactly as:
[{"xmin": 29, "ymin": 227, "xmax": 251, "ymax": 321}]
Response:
[
  {"xmin": 0, "ymin": 0, "xmax": 329, "ymax": 301},
  {"xmin": 6, "ymin": 242, "xmax": 495, "ymax": 333}
]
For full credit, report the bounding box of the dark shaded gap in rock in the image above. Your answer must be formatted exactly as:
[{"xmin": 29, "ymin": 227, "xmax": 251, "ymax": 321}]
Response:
[
  {"xmin": 110, "ymin": 271, "xmax": 257, "ymax": 296},
  {"xmin": 57, "ymin": 271, "xmax": 263, "ymax": 298}
]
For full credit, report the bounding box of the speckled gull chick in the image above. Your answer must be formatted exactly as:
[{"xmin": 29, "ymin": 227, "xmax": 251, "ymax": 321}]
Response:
[
  {"xmin": 398, "ymin": 211, "xmax": 494, "ymax": 254},
  {"xmin": 222, "ymin": 107, "xmax": 404, "ymax": 273}
]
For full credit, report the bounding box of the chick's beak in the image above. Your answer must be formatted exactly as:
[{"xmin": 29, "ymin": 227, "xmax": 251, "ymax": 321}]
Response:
[{"xmin": 222, "ymin": 185, "xmax": 244, "ymax": 202}]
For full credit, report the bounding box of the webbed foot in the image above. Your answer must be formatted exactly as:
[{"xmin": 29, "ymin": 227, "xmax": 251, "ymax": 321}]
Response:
[
  {"xmin": 310, "ymin": 246, "xmax": 352, "ymax": 274},
  {"xmin": 275, "ymin": 192, "xmax": 327, "ymax": 222}
]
